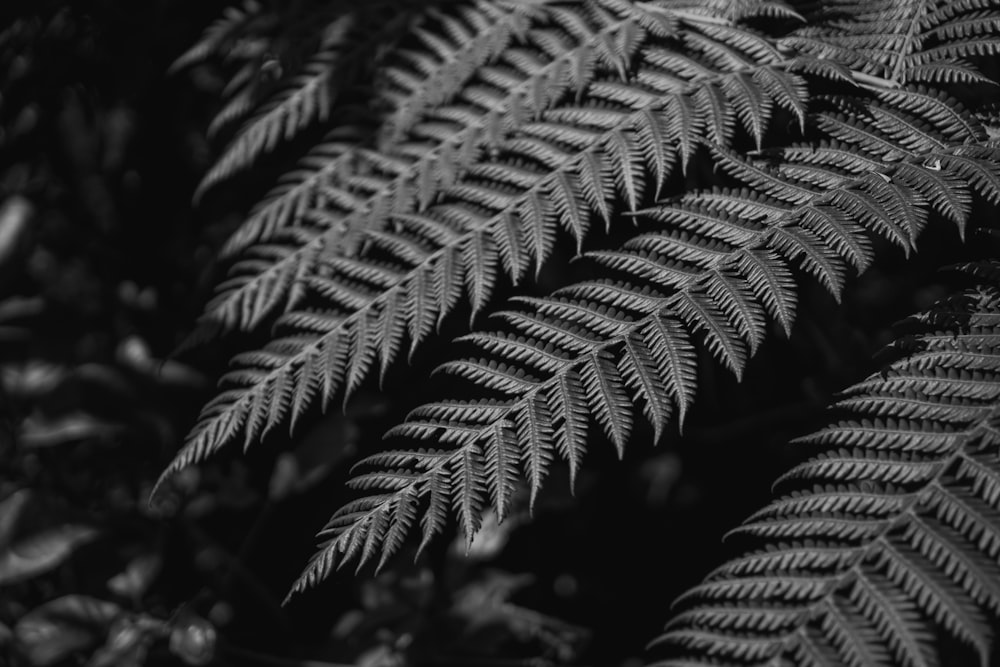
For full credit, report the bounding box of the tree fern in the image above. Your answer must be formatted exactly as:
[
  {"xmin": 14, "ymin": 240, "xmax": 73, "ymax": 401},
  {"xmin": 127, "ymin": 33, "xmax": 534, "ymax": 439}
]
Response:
[
  {"xmin": 162, "ymin": 0, "xmax": 814, "ymax": 481},
  {"xmin": 284, "ymin": 91, "xmax": 1000, "ymax": 594},
  {"xmin": 206, "ymin": 0, "xmax": 550, "ymax": 262},
  {"xmin": 162, "ymin": 0, "xmax": 1000, "ymax": 662},
  {"xmin": 190, "ymin": 0, "xmax": 486, "ymax": 199},
  {"xmin": 653, "ymin": 261, "xmax": 1000, "ymax": 666},
  {"xmin": 194, "ymin": 0, "xmax": 804, "ymax": 335}
]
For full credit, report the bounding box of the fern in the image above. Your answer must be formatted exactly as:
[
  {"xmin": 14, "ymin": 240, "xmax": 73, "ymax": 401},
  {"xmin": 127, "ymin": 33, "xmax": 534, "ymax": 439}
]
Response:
[
  {"xmin": 169, "ymin": 0, "xmax": 265, "ymax": 75},
  {"xmin": 195, "ymin": 1, "xmax": 804, "ymax": 333},
  {"xmin": 783, "ymin": 0, "xmax": 1000, "ymax": 86},
  {"xmin": 285, "ymin": 92, "xmax": 1000, "ymax": 594},
  {"xmin": 191, "ymin": 0, "xmax": 475, "ymax": 198},
  {"xmin": 207, "ymin": 0, "xmax": 549, "ymax": 261},
  {"xmin": 652, "ymin": 262, "xmax": 1000, "ymax": 666},
  {"xmin": 162, "ymin": 0, "xmax": 1000, "ymax": 663},
  {"xmin": 162, "ymin": 0, "xmax": 813, "ymax": 481}
]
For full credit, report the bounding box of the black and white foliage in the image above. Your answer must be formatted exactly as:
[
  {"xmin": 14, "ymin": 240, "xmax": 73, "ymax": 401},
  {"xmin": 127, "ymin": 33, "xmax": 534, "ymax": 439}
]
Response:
[
  {"xmin": 164, "ymin": 0, "xmax": 1000, "ymax": 663},
  {"xmin": 656, "ymin": 264, "xmax": 1000, "ymax": 666}
]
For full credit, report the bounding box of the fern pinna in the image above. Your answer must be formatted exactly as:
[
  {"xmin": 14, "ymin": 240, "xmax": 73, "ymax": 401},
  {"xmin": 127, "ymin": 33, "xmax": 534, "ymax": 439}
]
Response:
[
  {"xmin": 654, "ymin": 263, "xmax": 1000, "ymax": 666},
  {"xmin": 165, "ymin": 0, "xmax": 1000, "ymax": 664}
]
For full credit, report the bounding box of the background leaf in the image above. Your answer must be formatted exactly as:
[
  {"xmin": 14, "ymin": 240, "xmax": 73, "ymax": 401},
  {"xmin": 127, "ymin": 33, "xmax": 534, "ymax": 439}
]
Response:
[
  {"xmin": 0, "ymin": 490, "xmax": 98, "ymax": 586},
  {"xmin": 13, "ymin": 595, "xmax": 121, "ymax": 667}
]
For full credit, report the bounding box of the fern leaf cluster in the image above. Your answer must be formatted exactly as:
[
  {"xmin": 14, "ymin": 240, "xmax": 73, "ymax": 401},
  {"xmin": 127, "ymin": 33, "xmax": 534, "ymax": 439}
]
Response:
[
  {"xmin": 164, "ymin": 0, "xmax": 815, "ymax": 480},
  {"xmin": 289, "ymin": 94, "xmax": 1000, "ymax": 592},
  {"xmin": 166, "ymin": 0, "xmax": 1000, "ymax": 663},
  {"xmin": 785, "ymin": 0, "xmax": 1000, "ymax": 86},
  {"xmin": 654, "ymin": 264, "xmax": 1000, "ymax": 665},
  {"xmin": 198, "ymin": 0, "xmax": 551, "ymax": 199}
]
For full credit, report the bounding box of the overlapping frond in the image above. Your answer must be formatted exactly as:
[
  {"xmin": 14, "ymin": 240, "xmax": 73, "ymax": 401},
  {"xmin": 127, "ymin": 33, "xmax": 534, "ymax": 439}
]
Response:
[
  {"xmin": 210, "ymin": 0, "xmax": 551, "ymax": 261},
  {"xmin": 164, "ymin": 4, "xmax": 1000, "ymax": 647},
  {"xmin": 193, "ymin": 0, "xmax": 453, "ymax": 198},
  {"xmin": 201, "ymin": 0, "xmax": 805, "ymax": 329},
  {"xmin": 783, "ymin": 0, "xmax": 1000, "ymax": 86},
  {"xmin": 162, "ymin": 0, "xmax": 814, "ymax": 482},
  {"xmin": 169, "ymin": 0, "xmax": 265, "ymax": 75},
  {"xmin": 375, "ymin": 0, "xmax": 552, "ymax": 146},
  {"xmin": 282, "ymin": 91, "xmax": 1000, "ymax": 594},
  {"xmin": 171, "ymin": 0, "xmax": 280, "ymax": 145},
  {"xmin": 652, "ymin": 264, "xmax": 1000, "ymax": 666}
]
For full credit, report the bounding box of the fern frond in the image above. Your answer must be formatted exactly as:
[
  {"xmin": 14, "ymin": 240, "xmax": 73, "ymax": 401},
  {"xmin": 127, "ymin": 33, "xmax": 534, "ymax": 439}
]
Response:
[
  {"xmin": 169, "ymin": 1, "xmax": 281, "ymax": 143},
  {"xmin": 194, "ymin": 4, "xmax": 425, "ymax": 198},
  {"xmin": 652, "ymin": 266, "xmax": 1000, "ymax": 666},
  {"xmin": 283, "ymin": 99, "xmax": 1000, "ymax": 593},
  {"xmin": 169, "ymin": 0, "xmax": 264, "ymax": 74},
  {"xmin": 215, "ymin": 124, "xmax": 374, "ymax": 260},
  {"xmin": 203, "ymin": 2, "xmax": 680, "ymax": 277},
  {"xmin": 195, "ymin": 0, "xmax": 533, "ymax": 198},
  {"xmin": 205, "ymin": 0, "xmax": 801, "ymax": 315},
  {"xmin": 783, "ymin": 0, "xmax": 1000, "ymax": 86},
  {"xmin": 162, "ymin": 5, "xmax": 815, "ymax": 482},
  {"xmin": 376, "ymin": 0, "xmax": 551, "ymax": 145},
  {"xmin": 207, "ymin": 86, "xmax": 261, "ymax": 141}
]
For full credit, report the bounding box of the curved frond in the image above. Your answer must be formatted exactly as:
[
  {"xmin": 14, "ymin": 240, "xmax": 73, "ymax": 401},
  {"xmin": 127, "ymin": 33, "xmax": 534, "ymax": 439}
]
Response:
[
  {"xmin": 376, "ymin": 0, "xmax": 551, "ymax": 145},
  {"xmin": 163, "ymin": 3, "xmax": 1000, "ymax": 642},
  {"xmin": 202, "ymin": 0, "xmax": 804, "ymax": 326},
  {"xmin": 283, "ymin": 95, "xmax": 1000, "ymax": 593},
  {"xmin": 163, "ymin": 2, "xmax": 815, "ymax": 482},
  {"xmin": 194, "ymin": 2, "xmax": 434, "ymax": 198},
  {"xmin": 652, "ymin": 264, "xmax": 1000, "ymax": 666},
  {"xmin": 783, "ymin": 0, "xmax": 1000, "ymax": 86},
  {"xmin": 169, "ymin": 0, "xmax": 265, "ymax": 74}
]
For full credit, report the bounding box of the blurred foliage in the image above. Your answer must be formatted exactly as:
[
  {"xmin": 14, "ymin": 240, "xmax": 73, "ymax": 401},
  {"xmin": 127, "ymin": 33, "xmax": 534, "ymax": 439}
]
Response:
[{"xmin": 1, "ymin": 2, "xmax": 996, "ymax": 667}]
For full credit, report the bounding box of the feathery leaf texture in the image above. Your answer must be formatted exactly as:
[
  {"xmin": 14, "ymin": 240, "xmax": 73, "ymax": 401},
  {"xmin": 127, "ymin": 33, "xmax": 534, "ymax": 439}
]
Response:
[
  {"xmin": 163, "ymin": 0, "xmax": 815, "ymax": 483},
  {"xmin": 197, "ymin": 1, "xmax": 805, "ymax": 331},
  {"xmin": 209, "ymin": 0, "xmax": 552, "ymax": 260},
  {"xmin": 165, "ymin": 0, "xmax": 1000, "ymax": 648},
  {"xmin": 653, "ymin": 265, "xmax": 1000, "ymax": 666},
  {"xmin": 193, "ymin": 0, "xmax": 509, "ymax": 198},
  {"xmin": 284, "ymin": 92, "xmax": 1000, "ymax": 594},
  {"xmin": 783, "ymin": 0, "xmax": 1000, "ymax": 86}
]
